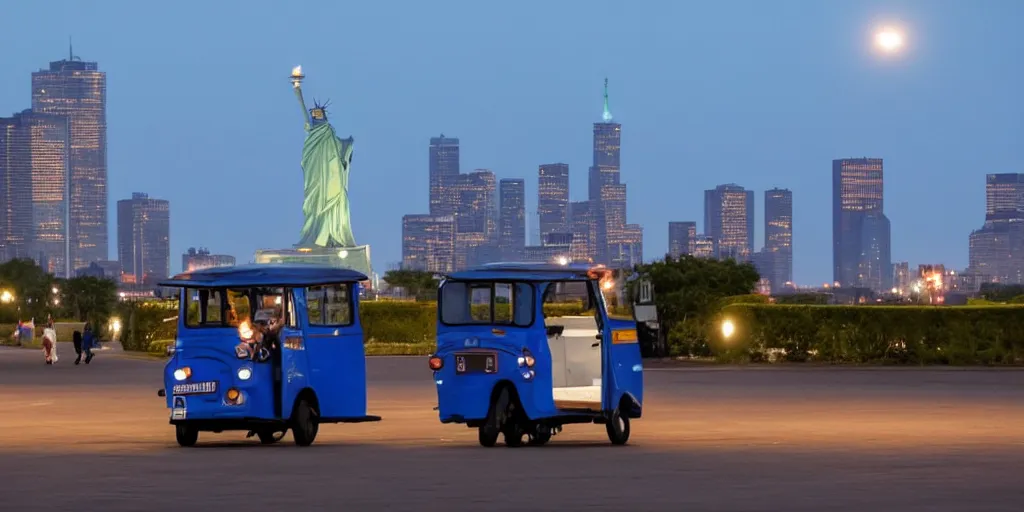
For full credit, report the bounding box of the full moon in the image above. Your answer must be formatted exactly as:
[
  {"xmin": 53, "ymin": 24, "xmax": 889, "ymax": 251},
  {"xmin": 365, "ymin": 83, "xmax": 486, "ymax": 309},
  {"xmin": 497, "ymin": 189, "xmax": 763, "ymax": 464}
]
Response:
[{"xmin": 875, "ymin": 27, "xmax": 904, "ymax": 52}]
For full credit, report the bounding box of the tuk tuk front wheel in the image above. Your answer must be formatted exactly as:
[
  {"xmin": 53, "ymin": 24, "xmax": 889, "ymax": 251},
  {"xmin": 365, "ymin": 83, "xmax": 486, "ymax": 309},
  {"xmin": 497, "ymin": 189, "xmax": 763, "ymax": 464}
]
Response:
[
  {"xmin": 606, "ymin": 407, "xmax": 631, "ymax": 446},
  {"xmin": 175, "ymin": 424, "xmax": 199, "ymax": 447},
  {"xmin": 290, "ymin": 398, "xmax": 319, "ymax": 447}
]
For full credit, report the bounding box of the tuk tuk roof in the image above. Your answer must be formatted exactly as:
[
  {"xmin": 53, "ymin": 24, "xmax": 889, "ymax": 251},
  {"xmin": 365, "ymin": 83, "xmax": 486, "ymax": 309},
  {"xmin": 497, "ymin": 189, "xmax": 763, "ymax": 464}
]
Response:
[
  {"xmin": 446, "ymin": 262, "xmax": 608, "ymax": 282},
  {"xmin": 158, "ymin": 263, "xmax": 368, "ymax": 288}
]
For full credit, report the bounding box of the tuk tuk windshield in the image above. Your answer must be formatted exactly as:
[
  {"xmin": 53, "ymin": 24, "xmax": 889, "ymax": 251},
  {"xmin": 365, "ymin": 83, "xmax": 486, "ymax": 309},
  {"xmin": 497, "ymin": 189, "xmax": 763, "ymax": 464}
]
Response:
[
  {"xmin": 440, "ymin": 280, "xmax": 534, "ymax": 327},
  {"xmin": 184, "ymin": 287, "xmax": 289, "ymax": 329}
]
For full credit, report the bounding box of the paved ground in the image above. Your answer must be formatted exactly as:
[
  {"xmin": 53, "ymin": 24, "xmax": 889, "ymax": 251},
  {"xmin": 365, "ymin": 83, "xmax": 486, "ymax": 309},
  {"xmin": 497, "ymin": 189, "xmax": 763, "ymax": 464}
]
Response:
[{"xmin": 1, "ymin": 345, "xmax": 1022, "ymax": 511}]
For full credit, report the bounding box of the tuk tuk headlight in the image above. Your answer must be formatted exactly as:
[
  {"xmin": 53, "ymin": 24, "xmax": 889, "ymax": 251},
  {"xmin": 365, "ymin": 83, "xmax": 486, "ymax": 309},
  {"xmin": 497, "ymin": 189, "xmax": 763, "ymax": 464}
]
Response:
[
  {"xmin": 237, "ymin": 367, "xmax": 252, "ymax": 381},
  {"xmin": 173, "ymin": 367, "xmax": 191, "ymax": 381},
  {"xmin": 517, "ymin": 348, "xmax": 535, "ymax": 368}
]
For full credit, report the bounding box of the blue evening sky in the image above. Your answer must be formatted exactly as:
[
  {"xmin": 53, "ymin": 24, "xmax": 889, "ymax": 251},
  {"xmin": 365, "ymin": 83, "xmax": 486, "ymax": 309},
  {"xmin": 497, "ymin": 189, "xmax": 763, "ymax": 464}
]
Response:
[{"xmin": 2, "ymin": 0, "xmax": 1021, "ymax": 285}]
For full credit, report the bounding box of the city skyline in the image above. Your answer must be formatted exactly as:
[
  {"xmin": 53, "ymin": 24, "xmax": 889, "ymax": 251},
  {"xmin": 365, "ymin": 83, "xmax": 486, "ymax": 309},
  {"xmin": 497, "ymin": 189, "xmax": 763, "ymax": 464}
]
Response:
[{"xmin": 2, "ymin": 1, "xmax": 1021, "ymax": 284}]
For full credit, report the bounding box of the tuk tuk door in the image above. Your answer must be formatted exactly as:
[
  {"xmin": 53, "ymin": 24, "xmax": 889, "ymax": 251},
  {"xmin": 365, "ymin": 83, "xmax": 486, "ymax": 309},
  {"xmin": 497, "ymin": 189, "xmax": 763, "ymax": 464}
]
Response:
[
  {"xmin": 300, "ymin": 282, "xmax": 367, "ymax": 419},
  {"xmin": 599, "ymin": 285, "xmax": 643, "ymax": 412},
  {"xmin": 277, "ymin": 290, "xmax": 309, "ymax": 419}
]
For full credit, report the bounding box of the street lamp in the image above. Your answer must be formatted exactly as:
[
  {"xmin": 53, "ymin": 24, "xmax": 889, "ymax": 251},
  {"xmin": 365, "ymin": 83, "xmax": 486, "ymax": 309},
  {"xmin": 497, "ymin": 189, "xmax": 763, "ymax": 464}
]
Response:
[
  {"xmin": 0, "ymin": 290, "xmax": 13, "ymax": 304},
  {"xmin": 721, "ymin": 319, "xmax": 736, "ymax": 340}
]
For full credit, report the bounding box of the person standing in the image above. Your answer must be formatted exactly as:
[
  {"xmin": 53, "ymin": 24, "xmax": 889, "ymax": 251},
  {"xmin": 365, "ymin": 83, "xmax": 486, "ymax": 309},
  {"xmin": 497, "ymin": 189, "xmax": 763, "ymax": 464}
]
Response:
[
  {"xmin": 73, "ymin": 330, "xmax": 83, "ymax": 365},
  {"xmin": 81, "ymin": 323, "xmax": 95, "ymax": 364}
]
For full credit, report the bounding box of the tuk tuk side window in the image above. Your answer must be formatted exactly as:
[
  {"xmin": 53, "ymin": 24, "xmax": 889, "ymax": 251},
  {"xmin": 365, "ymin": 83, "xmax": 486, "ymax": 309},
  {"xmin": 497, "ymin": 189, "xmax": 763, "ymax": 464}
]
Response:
[
  {"xmin": 186, "ymin": 288, "xmax": 225, "ymax": 327},
  {"xmin": 441, "ymin": 281, "xmax": 534, "ymax": 327},
  {"xmin": 305, "ymin": 283, "xmax": 353, "ymax": 327}
]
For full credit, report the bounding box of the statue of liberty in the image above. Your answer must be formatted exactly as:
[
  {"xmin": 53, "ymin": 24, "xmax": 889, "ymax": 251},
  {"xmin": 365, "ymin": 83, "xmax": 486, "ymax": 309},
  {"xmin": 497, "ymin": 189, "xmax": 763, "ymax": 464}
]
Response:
[{"xmin": 291, "ymin": 66, "xmax": 357, "ymax": 248}]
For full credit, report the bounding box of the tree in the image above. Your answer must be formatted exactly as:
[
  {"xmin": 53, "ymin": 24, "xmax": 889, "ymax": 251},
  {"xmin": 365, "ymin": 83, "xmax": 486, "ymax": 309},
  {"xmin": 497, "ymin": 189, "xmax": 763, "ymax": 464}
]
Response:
[
  {"xmin": 60, "ymin": 276, "xmax": 118, "ymax": 329},
  {"xmin": 0, "ymin": 259, "xmax": 58, "ymax": 322},
  {"xmin": 382, "ymin": 269, "xmax": 439, "ymax": 301},
  {"xmin": 631, "ymin": 255, "xmax": 760, "ymax": 357}
]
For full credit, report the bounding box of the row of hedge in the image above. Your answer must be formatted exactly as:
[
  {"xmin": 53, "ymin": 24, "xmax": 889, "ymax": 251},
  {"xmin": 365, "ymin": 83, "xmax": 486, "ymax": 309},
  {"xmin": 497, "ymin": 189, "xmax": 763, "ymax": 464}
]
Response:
[
  {"xmin": 84, "ymin": 300, "xmax": 1024, "ymax": 365},
  {"xmin": 707, "ymin": 304, "xmax": 1024, "ymax": 365}
]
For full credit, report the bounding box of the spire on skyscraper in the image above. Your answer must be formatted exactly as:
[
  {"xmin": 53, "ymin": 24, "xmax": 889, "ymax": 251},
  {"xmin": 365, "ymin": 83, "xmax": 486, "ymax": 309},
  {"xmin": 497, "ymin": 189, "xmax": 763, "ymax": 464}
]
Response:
[{"xmin": 602, "ymin": 78, "xmax": 613, "ymax": 122}]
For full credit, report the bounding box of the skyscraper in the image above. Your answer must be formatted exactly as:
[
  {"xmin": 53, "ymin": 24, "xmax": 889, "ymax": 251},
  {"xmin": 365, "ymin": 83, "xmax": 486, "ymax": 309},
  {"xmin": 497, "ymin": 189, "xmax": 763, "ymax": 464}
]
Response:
[
  {"xmin": 704, "ymin": 184, "xmax": 754, "ymax": 261},
  {"xmin": 569, "ymin": 201, "xmax": 600, "ymax": 263},
  {"xmin": 587, "ymin": 79, "xmax": 637, "ymax": 266},
  {"xmin": 832, "ymin": 158, "xmax": 891, "ymax": 291},
  {"xmin": 763, "ymin": 188, "xmax": 793, "ymax": 291},
  {"xmin": 967, "ymin": 173, "xmax": 1024, "ymax": 284},
  {"xmin": 117, "ymin": 192, "xmax": 170, "ymax": 286},
  {"xmin": 668, "ymin": 221, "xmax": 697, "ymax": 259},
  {"xmin": 498, "ymin": 178, "xmax": 526, "ymax": 260},
  {"xmin": 428, "ymin": 135, "xmax": 460, "ymax": 216},
  {"xmin": 32, "ymin": 51, "xmax": 107, "ymax": 271},
  {"xmin": 589, "ymin": 79, "xmax": 621, "ymax": 203},
  {"xmin": 401, "ymin": 214, "xmax": 455, "ymax": 273},
  {"xmin": 453, "ymin": 170, "xmax": 497, "ymax": 269},
  {"xmin": 537, "ymin": 163, "xmax": 569, "ymax": 236},
  {"xmin": 0, "ymin": 110, "xmax": 71, "ymax": 275},
  {"xmin": 985, "ymin": 173, "xmax": 1024, "ymax": 221}
]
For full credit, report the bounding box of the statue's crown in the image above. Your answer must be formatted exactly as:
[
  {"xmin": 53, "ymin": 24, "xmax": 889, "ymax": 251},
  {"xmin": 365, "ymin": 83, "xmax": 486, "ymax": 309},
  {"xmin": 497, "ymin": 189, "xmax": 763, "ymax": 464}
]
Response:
[{"xmin": 310, "ymin": 99, "xmax": 330, "ymax": 122}]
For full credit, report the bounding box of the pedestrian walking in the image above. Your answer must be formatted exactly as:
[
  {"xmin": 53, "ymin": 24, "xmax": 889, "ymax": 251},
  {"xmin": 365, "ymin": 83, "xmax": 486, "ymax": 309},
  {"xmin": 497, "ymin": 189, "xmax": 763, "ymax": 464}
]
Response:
[
  {"xmin": 82, "ymin": 323, "xmax": 95, "ymax": 364},
  {"xmin": 73, "ymin": 329, "xmax": 83, "ymax": 365},
  {"xmin": 42, "ymin": 319, "xmax": 58, "ymax": 365}
]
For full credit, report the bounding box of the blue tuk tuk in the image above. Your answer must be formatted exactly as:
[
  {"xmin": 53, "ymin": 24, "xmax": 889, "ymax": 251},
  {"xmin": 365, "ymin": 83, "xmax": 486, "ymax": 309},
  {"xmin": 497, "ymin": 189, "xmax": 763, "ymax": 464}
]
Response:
[
  {"xmin": 156, "ymin": 264, "xmax": 381, "ymax": 447},
  {"xmin": 428, "ymin": 262, "xmax": 644, "ymax": 446}
]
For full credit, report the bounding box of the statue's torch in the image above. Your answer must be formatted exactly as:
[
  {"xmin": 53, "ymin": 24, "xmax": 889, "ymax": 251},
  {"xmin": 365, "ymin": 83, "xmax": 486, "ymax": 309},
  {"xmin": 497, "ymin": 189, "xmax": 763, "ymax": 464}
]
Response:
[{"xmin": 291, "ymin": 65, "xmax": 311, "ymax": 126}]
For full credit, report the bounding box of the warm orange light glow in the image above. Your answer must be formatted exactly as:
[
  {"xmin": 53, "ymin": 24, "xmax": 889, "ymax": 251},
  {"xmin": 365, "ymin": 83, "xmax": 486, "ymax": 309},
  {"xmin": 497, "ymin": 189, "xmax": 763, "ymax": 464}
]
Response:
[{"xmin": 238, "ymin": 319, "xmax": 254, "ymax": 340}]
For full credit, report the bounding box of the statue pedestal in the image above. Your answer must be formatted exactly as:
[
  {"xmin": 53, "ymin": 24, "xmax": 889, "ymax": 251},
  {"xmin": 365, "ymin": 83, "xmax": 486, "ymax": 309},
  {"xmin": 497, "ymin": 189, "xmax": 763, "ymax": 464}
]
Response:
[{"xmin": 254, "ymin": 245, "xmax": 372, "ymax": 281}]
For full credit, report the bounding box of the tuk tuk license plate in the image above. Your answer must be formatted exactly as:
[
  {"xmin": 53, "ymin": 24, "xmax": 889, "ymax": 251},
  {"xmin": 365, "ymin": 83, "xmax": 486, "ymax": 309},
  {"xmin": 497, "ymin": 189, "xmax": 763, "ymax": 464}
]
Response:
[
  {"xmin": 455, "ymin": 353, "xmax": 497, "ymax": 375},
  {"xmin": 172, "ymin": 381, "xmax": 218, "ymax": 395}
]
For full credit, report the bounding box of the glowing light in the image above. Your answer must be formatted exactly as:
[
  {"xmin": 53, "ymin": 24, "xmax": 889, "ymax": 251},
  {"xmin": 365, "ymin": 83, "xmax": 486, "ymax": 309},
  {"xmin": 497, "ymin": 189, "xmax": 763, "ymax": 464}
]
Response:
[
  {"xmin": 721, "ymin": 319, "xmax": 735, "ymax": 339},
  {"xmin": 291, "ymin": 65, "xmax": 303, "ymax": 77},
  {"xmin": 602, "ymin": 280, "xmax": 614, "ymax": 291},
  {"xmin": 51, "ymin": 287, "xmax": 59, "ymax": 294},
  {"xmin": 238, "ymin": 320, "xmax": 254, "ymax": 341},
  {"xmin": 875, "ymin": 27, "xmax": 904, "ymax": 53},
  {"xmin": 556, "ymin": 256, "xmax": 569, "ymax": 266},
  {"xmin": 0, "ymin": 290, "xmax": 13, "ymax": 304}
]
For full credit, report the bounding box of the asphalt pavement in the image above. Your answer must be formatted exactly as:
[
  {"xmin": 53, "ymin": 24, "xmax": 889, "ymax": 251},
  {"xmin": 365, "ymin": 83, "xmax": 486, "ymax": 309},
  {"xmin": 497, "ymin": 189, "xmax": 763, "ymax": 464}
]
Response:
[{"xmin": 1, "ymin": 345, "xmax": 1022, "ymax": 511}]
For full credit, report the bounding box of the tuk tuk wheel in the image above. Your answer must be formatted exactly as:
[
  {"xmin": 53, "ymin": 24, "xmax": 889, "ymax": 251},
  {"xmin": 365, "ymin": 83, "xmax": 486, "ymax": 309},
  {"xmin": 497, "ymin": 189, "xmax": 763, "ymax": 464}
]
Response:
[
  {"xmin": 478, "ymin": 426, "xmax": 499, "ymax": 447},
  {"xmin": 175, "ymin": 424, "xmax": 199, "ymax": 447},
  {"xmin": 503, "ymin": 422, "xmax": 525, "ymax": 447},
  {"xmin": 479, "ymin": 386, "xmax": 511, "ymax": 447},
  {"xmin": 290, "ymin": 398, "xmax": 319, "ymax": 447},
  {"xmin": 606, "ymin": 407, "xmax": 631, "ymax": 445},
  {"xmin": 528, "ymin": 425, "xmax": 552, "ymax": 446}
]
